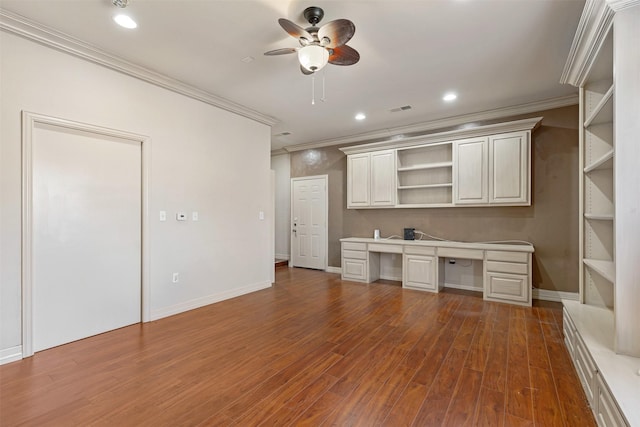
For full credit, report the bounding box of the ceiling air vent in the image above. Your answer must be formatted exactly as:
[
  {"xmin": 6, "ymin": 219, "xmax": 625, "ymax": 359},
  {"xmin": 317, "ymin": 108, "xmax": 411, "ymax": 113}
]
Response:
[
  {"xmin": 274, "ymin": 132, "xmax": 291, "ymax": 137},
  {"xmin": 390, "ymin": 105, "xmax": 412, "ymax": 113}
]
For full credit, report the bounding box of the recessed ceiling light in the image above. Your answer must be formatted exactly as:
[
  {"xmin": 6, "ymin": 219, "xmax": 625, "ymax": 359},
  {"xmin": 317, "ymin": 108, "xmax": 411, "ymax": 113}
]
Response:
[
  {"xmin": 114, "ymin": 14, "xmax": 137, "ymax": 29},
  {"xmin": 355, "ymin": 113, "xmax": 366, "ymax": 121},
  {"xmin": 443, "ymin": 92, "xmax": 457, "ymax": 102}
]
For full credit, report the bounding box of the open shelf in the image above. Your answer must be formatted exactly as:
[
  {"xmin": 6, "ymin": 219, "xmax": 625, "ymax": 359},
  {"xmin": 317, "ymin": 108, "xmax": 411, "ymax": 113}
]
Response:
[
  {"xmin": 584, "ymin": 149, "xmax": 613, "ymax": 173},
  {"xmin": 583, "ymin": 259, "xmax": 615, "ymax": 284},
  {"xmin": 398, "ymin": 183, "xmax": 452, "ymax": 190},
  {"xmin": 397, "ymin": 161, "xmax": 452, "ymax": 172},
  {"xmin": 584, "ymin": 213, "xmax": 614, "ymax": 221},
  {"xmin": 584, "ymin": 84, "xmax": 614, "ymax": 127}
]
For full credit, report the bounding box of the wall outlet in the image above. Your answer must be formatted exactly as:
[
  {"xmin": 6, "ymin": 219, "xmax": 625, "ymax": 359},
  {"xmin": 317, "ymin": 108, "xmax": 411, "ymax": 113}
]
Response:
[
  {"xmin": 176, "ymin": 212, "xmax": 186, "ymax": 221},
  {"xmin": 172, "ymin": 272, "xmax": 179, "ymax": 283}
]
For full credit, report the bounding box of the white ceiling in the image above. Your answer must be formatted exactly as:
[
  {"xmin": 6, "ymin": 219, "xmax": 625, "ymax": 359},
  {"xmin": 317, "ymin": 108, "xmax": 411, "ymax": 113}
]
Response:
[{"xmin": 0, "ymin": 0, "xmax": 584, "ymax": 151}]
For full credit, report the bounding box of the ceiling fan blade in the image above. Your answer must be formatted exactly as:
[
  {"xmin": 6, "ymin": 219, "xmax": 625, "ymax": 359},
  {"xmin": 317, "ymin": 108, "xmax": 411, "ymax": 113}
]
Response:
[
  {"xmin": 329, "ymin": 45, "xmax": 360, "ymax": 66},
  {"xmin": 300, "ymin": 65, "xmax": 314, "ymax": 75},
  {"xmin": 264, "ymin": 48, "xmax": 298, "ymax": 56},
  {"xmin": 318, "ymin": 19, "xmax": 355, "ymax": 48},
  {"xmin": 279, "ymin": 18, "xmax": 313, "ymax": 43}
]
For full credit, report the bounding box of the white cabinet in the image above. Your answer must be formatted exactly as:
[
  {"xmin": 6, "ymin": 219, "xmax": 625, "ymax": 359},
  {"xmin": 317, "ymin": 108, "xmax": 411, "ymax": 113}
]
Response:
[
  {"xmin": 453, "ymin": 132, "xmax": 530, "ymax": 206},
  {"xmin": 484, "ymin": 250, "xmax": 531, "ymax": 306},
  {"xmin": 341, "ymin": 117, "xmax": 540, "ymax": 209},
  {"xmin": 453, "ymin": 137, "xmax": 488, "ymax": 204},
  {"xmin": 346, "ymin": 150, "xmax": 395, "ymax": 208},
  {"xmin": 402, "ymin": 254, "xmax": 437, "ymax": 291},
  {"xmin": 489, "ymin": 132, "xmax": 529, "ymax": 204},
  {"xmin": 370, "ymin": 150, "xmax": 396, "ymax": 206},
  {"xmin": 347, "ymin": 153, "xmax": 370, "ymax": 207},
  {"xmin": 341, "ymin": 242, "xmax": 368, "ymax": 281}
]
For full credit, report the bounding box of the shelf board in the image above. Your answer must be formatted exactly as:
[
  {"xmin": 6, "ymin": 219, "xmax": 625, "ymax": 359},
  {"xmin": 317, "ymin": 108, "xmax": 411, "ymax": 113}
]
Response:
[
  {"xmin": 397, "ymin": 162, "xmax": 453, "ymax": 172},
  {"xmin": 398, "ymin": 183, "xmax": 453, "ymax": 190},
  {"xmin": 584, "ymin": 84, "xmax": 614, "ymax": 127},
  {"xmin": 396, "ymin": 203, "xmax": 454, "ymax": 208},
  {"xmin": 583, "ymin": 258, "xmax": 615, "ymax": 284},
  {"xmin": 584, "ymin": 149, "xmax": 614, "ymax": 173},
  {"xmin": 585, "ymin": 213, "xmax": 614, "ymax": 221}
]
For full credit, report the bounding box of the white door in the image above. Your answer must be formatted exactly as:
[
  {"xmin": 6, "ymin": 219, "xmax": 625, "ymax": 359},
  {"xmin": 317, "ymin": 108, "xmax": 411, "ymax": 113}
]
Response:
[
  {"xmin": 32, "ymin": 123, "xmax": 141, "ymax": 352},
  {"xmin": 489, "ymin": 132, "xmax": 528, "ymax": 204},
  {"xmin": 454, "ymin": 137, "xmax": 489, "ymax": 204},
  {"xmin": 291, "ymin": 176, "xmax": 327, "ymax": 270}
]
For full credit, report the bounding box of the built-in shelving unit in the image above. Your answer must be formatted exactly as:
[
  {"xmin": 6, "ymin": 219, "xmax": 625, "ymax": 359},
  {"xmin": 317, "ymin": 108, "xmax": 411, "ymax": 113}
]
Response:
[
  {"xmin": 561, "ymin": 1, "xmax": 640, "ymax": 424},
  {"xmin": 581, "ymin": 29, "xmax": 614, "ymax": 310},
  {"xmin": 341, "ymin": 117, "xmax": 541, "ymax": 209},
  {"xmin": 396, "ymin": 143, "xmax": 453, "ymax": 206}
]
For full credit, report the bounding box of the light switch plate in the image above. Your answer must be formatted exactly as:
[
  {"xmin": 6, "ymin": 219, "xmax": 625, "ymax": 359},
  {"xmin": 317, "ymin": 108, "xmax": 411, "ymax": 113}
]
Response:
[
  {"xmin": 159, "ymin": 211, "xmax": 167, "ymax": 221},
  {"xmin": 192, "ymin": 211, "xmax": 199, "ymax": 221},
  {"xmin": 259, "ymin": 211, "xmax": 265, "ymax": 220}
]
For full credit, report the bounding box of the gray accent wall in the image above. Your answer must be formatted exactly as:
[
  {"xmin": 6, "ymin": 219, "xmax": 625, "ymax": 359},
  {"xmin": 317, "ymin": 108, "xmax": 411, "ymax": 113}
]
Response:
[{"xmin": 290, "ymin": 105, "xmax": 579, "ymax": 293}]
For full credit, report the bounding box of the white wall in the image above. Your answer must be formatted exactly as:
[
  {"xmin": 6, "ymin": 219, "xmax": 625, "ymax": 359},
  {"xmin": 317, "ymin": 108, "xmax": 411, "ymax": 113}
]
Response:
[
  {"xmin": 271, "ymin": 153, "xmax": 291, "ymax": 260},
  {"xmin": 0, "ymin": 31, "xmax": 272, "ymax": 357}
]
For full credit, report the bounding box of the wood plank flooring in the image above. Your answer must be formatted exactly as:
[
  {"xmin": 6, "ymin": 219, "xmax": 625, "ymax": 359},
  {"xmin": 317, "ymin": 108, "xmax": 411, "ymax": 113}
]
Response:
[{"xmin": 0, "ymin": 268, "xmax": 595, "ymax": 426}]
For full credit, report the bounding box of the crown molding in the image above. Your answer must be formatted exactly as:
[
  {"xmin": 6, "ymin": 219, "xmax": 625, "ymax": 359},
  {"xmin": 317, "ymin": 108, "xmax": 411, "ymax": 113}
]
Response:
[
  {"xmin": 560, "ymin": 0, "xmax": 615, "ymax": 87},
  {"xmin": 280, "ymin": 94, "xmax": 576, "ymax": 153},
  {"xmin": 339, "ymin": 117, "xmax": 543, "ymax": 155},
  {"xmin": 270, "ymin": 148, "xmax": 288, "ymax": 156},
  {"xmin": 0, "ymin": 9, "xmax": 278, "ymax": 127},
  {"xmin": 606, "ymin": 0, "xmax": 640, "ymax": 11}
]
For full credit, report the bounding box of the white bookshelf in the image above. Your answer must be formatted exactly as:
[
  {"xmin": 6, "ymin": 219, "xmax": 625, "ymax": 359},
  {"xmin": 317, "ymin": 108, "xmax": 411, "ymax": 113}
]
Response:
[{"xmin": 562, "ymin": 1, "xmax": 640, "ymax": 424}]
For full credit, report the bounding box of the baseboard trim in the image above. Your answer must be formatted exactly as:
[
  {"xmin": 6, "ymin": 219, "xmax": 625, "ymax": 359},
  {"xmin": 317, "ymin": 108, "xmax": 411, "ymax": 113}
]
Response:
[
  {"xmin": 326, "ymin": 266, "xmax": 342, "ymax": 274},
  {"xmin": 150, "ymin": 281, "xmax": 272, "ymax": 321},
  {"xmin": 379, "ymin": 274, "xmax": 402, "ymax": 282},
  {"xmin": 533, "ymin": 289, "xmax": 579, "ymax": 302},
  {"xmin": 275, "ymin": 254, "xmax": 290, "ymax": 261},
  {"xmin": 0, "ymin": 345, "xmax": 23, "ymax": 365},
  {"xmin": 444, "ymin": 282, "xmax": 483, "ymax": 293}
]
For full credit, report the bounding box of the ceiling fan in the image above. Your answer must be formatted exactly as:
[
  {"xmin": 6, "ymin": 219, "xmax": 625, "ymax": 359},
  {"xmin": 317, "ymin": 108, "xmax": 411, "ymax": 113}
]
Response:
[{"xmin": 264, "ymin": 6, "xmax": 360, "ymax": 75}]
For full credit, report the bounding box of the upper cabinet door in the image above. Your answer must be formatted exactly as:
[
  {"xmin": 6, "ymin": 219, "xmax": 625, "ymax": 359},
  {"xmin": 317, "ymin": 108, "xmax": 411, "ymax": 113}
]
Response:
[
  {"xmin": 489, "ymin": 132, "xmax": 529, "ymax": 204},
  {"xmin": 454, "ymin": 137, "xmax": 489, "ymax": 204},
  {"xmin": 370, "ymin": 150, "xmax": 396, "ymax": 206},
  {"xmin": 347, "ymin": 153, "xmax": 370, "ymax": 208}
]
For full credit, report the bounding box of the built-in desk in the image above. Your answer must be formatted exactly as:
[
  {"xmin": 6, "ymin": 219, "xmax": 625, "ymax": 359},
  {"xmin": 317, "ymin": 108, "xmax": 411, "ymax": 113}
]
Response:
[{"xmin": 340, "ymin": 237, "xmax": 534, "ymax": 306}]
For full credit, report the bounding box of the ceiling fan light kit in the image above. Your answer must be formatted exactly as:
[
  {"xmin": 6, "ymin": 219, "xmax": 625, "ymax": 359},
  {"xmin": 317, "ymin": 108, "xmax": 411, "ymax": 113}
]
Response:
[{"xmin": 298, "ymin": 45, "xmax": 329, "ymax": 72}]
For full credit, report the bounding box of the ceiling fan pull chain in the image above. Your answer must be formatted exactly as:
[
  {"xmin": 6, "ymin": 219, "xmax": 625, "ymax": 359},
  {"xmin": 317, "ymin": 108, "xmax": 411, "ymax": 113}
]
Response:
[
  {"xmin": 311, "ymin": 75, "xmax": 316, "ymax": 105},
  {"xmin": 321, "ymin": 70, "xmax": 326, "ymax": 102}
]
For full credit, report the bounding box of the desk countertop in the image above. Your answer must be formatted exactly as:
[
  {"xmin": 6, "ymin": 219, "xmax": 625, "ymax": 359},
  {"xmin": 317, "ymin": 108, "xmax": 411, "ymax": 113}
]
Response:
[{"xmin": 340, "ymin": 237, "xmax": 534, "ymax": 253}]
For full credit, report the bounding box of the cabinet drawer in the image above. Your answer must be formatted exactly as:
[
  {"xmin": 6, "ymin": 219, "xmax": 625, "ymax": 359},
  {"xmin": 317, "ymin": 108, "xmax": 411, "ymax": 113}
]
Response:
[
  {"xmin": 575, "ymin": 334, "xmax": 597, "ymax": 405},
  {"xmin": 486, "ymin": 250, "xmax": 529, "ymax": 263},
  {"xmin": 485, "ymin": 272, "xmax": 529, "ymax": 303},
  {"xmin": 368, "ymin": 243, "xmax": 403, "ymax": 254},
  {"xmin": 595, "ymin": 373, "xmax": 629, "ymax": 427},
  {"xmin": 342, "ymin": 259, "xmax": 367, "ymax": 281},
  {"xmin": 404, "ymin": 246, "xmax": 436, "ymax": 256},
  {"xmin": 437, "ymin": 247, "xmax": 484, "ymax": 260},
  {"xmin": 342, "ymin": 249, "xmax": 366, "ymax": 260},
  {"xmin": 486, "ymin": 260, "xmax": 528, "ymax": 275},
  {"xmin": 343, "ymin": 242, "xmax": 366, "ymax": 251}
]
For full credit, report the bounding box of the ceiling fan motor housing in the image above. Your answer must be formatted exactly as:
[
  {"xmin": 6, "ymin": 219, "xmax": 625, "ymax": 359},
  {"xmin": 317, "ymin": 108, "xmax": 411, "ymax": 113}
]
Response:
[{"xmin": 303, "ymin": 6, "xmax": 324, "ymax": 26}]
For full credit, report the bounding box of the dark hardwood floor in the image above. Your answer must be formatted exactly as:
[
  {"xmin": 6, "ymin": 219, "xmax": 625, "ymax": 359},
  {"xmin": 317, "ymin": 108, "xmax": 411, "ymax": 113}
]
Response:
[{"xmin": 0, "ymin": 268, "xmax": 595, "ymax": 426}]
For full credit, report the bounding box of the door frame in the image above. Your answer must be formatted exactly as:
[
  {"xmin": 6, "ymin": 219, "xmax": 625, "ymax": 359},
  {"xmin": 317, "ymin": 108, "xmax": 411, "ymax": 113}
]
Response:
[
  {"xmin": 290, "ymin": 175, "xmax": 328, "ymax": 270},
  {"xmin": 21, "ymin": 111, "xmax": 151, "ymax": 358}
]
